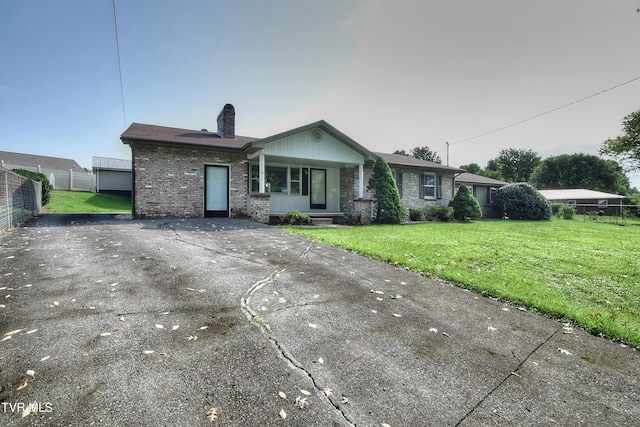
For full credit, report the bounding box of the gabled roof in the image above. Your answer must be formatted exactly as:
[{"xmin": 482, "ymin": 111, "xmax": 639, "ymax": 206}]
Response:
[
  {"xmin": 254, "ymin": 120, "xmax": 377, "ymax": 161},
  {"xmin": 0, "ymin": 150, "xmax": 85, "ymax": 173},
  {"xmin": 538, "ymin": 189, "xmax": 626, "ymax": 200},
  {"xmin": 120, "ymin": 123, "xmax": 256, "ymax": 150},
  {"xmin": 92, "ymin": 156, "xmax": 132, "ymax": 171},
  {"xmin": 456, "ymin": 172, "xmax": 507, "ymax": 186},
  {"xmin": 374, "ymin": 152, "xmax": 465, "ymax": 173}
]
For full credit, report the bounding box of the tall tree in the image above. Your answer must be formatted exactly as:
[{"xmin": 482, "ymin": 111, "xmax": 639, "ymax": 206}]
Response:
[
  {"xmin": 367, "ymin": 158, "xmax": 404, "ymax": 224},
  {"xmin": 393, "ymin": 149, "xmax": 408, "ymax": 156},
  {"xmin": 485, "ymin": 148, "xmax": 541, "ymax": 182},
  {"xmin": 529, "ymin": 153, "xmax": 629, "ymax": 194},
  {"xmin": 600, "ymin": 109, "xmax": 640, "ymax": 171},
  {"xmin": 458, "ymin": 163, "xmax": 482, "ymax": 174},
  {"xmin": 410, "ymin": 146, "xmax": 442, "ymax": 163}
]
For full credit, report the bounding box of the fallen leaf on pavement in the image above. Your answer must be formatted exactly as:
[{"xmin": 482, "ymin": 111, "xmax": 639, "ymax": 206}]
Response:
[
  {"xmin": 558, "ymin": 348, "xmax": 572, "ymax": 355},
  {"xmin": 99, "ymin": 332, "xmax": 112, "ymax": 337},
  {"xmin": 300, "ymin": 389, "xmax": 311, "ymax": 396},
  {"xmin": 278, "ymin": 391, "xmax": 287, "ymax": 400},
  {"xmin": 279, "ymin": 408, "xmax": 287, "ymax": 419},
  {"xmin": 16, "ymin": 380, "xmax": 29, "ymax": 390},
  {"xmin": 171, "ymin": 325, "xmax": 179, "ymax": 331},
  {"xmin": 4, "ymin": 329, "xmax": 23, "ymax": 336},
  {"xmin": 141, "ymin": 350, "xmax": 155, "ymax": 355},
  {"xmin": 206, "ymin": 407, "xmax": 218, "ymax": 421},
  {"xmin": 308, "ymin": 323, "xmax": 317, "ymax": 329},
  {"xmin": 295, "ymin": 396, "xmax": 308, "ymax": 409},
  {"xmin": 155, "ymin": 324, "xmax": 165, "ymax": 329},
  {"xmin": 40, "ymin": 356, "xmax": 50, "ymax": 361},
  {"xmin": 318, "ymin": 357, "xmax": 324, "ymax": 364},
  {"xmin": 26, "ymin": 329, "xmax": 38, "ymax": 334},
  {"xmin": 26, "ymin": 370, "xmax": 35, "ymax": 378},
  {"xmin": 323, "ymin": 388, "xmax": 333, "ymax": 397},
  {"xmin": 199, "ymin": 326, "xmax": 208, "ymax": 330},
  {"xmin": 188, "ymin": 336, "xmax": 197, "ymax": 341}
]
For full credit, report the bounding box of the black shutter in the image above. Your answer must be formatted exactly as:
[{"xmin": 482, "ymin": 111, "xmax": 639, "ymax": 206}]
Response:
[
  {"xmin": 436, "ymin": 175, "xmax": 442, "ymax": 199},
  {"xmin": 419, "ymin": 173, "xmax": 424, "ymax": 199}
]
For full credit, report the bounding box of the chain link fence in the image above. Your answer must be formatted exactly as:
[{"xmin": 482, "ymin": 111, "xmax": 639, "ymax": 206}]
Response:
[{"xmin": 1, "ymin": 168, "xmax": 42, "ymax": 233}]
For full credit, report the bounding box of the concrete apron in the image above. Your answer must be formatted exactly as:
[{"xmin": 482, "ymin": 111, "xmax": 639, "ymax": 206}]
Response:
[{"xmin": 0, "ymin": 214, "xmax": 638, "ymax": 426}]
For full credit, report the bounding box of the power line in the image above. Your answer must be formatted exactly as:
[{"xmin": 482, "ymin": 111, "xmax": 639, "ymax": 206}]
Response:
[
  {"xmin": 112, "ymin": 0, "xmax": 127, "ymax": 128},
  {"xmin": 451, "ymin": 75, "xmax": 640, "ymax": 145}
]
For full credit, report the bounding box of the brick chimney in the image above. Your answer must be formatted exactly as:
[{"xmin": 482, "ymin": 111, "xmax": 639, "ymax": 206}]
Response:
[{"xmin": 217, "ymin": 104, "xmax": 235, "ymax": 138}]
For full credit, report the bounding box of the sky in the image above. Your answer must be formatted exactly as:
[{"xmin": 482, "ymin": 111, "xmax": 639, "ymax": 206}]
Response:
[{"xmin": 2, "ymin": 0, "xmax": 640, "ymax": 186}]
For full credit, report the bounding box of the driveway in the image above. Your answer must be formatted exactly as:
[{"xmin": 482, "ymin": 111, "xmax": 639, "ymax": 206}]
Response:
[{"xmin": 0, "ymin": 214, "xmax": 638, "ymax": 426}]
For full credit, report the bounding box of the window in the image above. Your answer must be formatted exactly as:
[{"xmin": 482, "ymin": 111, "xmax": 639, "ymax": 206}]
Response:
[
  {"xmin": 393, "ymin": 170, "xmax": 403, "ymax": 198},
  {"xmin": 488, "ymin": 187, "xmax": 498, "ymax": 204},
  {"xmin": 250, "ymin": 164, "xmax": 259, "ymax": 193},
  {"xmin": 290, "ymin": 167, "xmax": 301, "ymax": 195},
  {"xmin": 249, "ymin": 164, "xmax": 304, "ymax": 195},
  {"xmin": 419, "ymin": 173, "xmax": 436, "ymax": 199}
]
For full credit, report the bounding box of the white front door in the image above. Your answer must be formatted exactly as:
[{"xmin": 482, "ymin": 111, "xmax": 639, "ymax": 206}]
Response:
[{"xmin": 205, "ymin": 165, "xmax": 229, "ymax": 217}]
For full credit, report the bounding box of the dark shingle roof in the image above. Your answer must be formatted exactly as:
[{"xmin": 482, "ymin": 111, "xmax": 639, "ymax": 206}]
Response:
[
  {"xmin": 120, "ymin": 123, "xmax": 256, "ymax": 150},
  {"xmin": 374, "ymin": 152, "xmax": 465, "ymax": 173},
  {"xmin": 0, "ymin": 150, "xmax": 85, "ymax": 173},
  {"xmin": 456, "ymin": 172, "xmax": 507, "ymax": 186}
]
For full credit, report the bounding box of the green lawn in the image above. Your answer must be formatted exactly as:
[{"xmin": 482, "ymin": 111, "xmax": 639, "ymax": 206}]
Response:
[
  {"xmin": 283, "ymin": 218, "xmax": 640, "ymax": 347},
  {"xmin": 45, "ymin": 190, "xmax": 131, "ymax": 213}
]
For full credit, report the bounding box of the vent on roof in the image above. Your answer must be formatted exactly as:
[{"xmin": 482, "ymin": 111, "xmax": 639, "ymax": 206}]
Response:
[{"xmin": 216, "ymin": 104, "xmax": 235, "ymax": 139}]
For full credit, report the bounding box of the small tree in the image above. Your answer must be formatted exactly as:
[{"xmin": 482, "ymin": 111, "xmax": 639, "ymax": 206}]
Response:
[
  {"xmin": 492, "ymin": 182, "xmax": 551, "ymax": 220},
  {"xmin": 449, "ymin": 184, "xmax": 482, "ymax": 220},
  {"xmin": 368, "ymin": 158, "xmax": 404, "ymax": 224}
]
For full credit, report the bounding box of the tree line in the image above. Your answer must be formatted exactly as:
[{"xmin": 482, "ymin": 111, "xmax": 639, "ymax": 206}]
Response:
[{"xmin": 393, "ymin": 109, "xmax": 640, "ymax": 200}]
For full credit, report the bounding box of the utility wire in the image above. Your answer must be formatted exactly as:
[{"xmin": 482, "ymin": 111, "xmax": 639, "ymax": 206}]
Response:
[
  {"xmin": 451, "ymin": 75, "xmax": 640, "ymax": 145},
  {"xmin": 112, "ymin": 0, "xmax": 127, "ymax": 129}
]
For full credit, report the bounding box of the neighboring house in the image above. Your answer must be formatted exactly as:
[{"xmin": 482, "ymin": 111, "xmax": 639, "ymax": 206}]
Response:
[
  {"xmin": 538, "ymin": 189, "xmax": 626, "ymax": 216},
  {"xmin": 0, "ymin": 150, "xmax": 94, "ymax": 191},
  {"xmin": 92, "ymin": 156, "xmax": 132, "ymax": 195},
  {"xmin": 455, "ymin": 172, "xmax": 507, "ymax": 217},
  {"xmin": 120, "ymin": 104, "xmax": 464, "ymax": 223}
]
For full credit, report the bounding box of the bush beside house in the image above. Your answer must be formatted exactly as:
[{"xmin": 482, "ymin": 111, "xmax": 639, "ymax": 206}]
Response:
[
  {"xmin": 368, "ymin": 158, "xmax": 404, "ymax": 224},
  {"xmin": 449, "ymin": 184, "xmax": 482, "ymax": 220},
  {"xmin": 492, "ymin": 182, "xmax": 551, "ymax": 220}
]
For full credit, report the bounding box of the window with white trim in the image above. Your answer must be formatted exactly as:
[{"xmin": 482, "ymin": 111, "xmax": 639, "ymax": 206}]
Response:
[{"xmin": 419, "ymin": 173, "xmax": 436, "ymax": 199}]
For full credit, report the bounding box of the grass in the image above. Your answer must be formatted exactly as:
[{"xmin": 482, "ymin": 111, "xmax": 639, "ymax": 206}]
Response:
[
  {"xmin": 283, "ymin": 218, "xmax": 640, "ymax": 347},
  {"xmin": 45, "ymin": 190, "xmax": 131, "ymax": 213}
]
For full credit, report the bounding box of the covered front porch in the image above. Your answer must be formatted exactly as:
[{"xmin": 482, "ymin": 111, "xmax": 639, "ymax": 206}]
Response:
[{"xmin": 244, "ymin": 121, "xmax": 376, "ymax": 224}]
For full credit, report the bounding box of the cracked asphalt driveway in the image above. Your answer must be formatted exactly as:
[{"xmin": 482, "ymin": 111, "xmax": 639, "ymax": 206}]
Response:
[{"xmin": 1, "ymin": 214, "xmax": 639, "ymax": 426}]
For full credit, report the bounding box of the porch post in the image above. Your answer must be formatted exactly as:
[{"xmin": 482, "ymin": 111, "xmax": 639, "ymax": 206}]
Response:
[
  {"xmin": 259, "ymin": 154, "xmax": 266, "ymax": 193},
  {"xmin": 358, "ymin": 163, "xmax": 364, "ymax": 198}
]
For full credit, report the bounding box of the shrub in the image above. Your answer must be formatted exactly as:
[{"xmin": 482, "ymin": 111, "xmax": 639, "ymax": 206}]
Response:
[
  {"xmin": 426, "ymin": 205, "xmax": 453, "ymax": 221},
  {"xmin": 492, "ymin": 182, "xmax": 551, "ymax": 220},
  {"xmin": 279, "ymin": 210, "xmax": 311, "ymax": 225},
  {"xmin": 449, "ymin": 184, "xmax": 482, "ymax": 220},
  {"xmin": 12, "ymin": 168, "xmax": 52, "ymax": 205},
  {"xmin": 367, "ymin": 158, "xmax": 404, "ymax": 224},
  {"xmin": 551, "ymin": 203, "xmax": 564, "ymax": 216},
  {"xmin": 559, "ymin": 204, "xmax": 575, "ymax": 219},
  {"xmin": 409, "ymin": 208, "xmax": 423, "ymax": 221}
]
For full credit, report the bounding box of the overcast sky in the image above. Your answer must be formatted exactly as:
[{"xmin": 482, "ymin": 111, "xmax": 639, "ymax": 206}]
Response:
[{"xmin": 2, "ymin": 0, "xmax": 640, "ymax": 186}]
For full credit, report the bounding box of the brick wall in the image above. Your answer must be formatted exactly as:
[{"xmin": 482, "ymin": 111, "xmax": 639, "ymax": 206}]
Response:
[
  {"xmin": 356, "ymin": 165, "xmax": 456, "ymax": 220},
  {"xmin": 131, "ymin": 143, "xmax": 248, "ymax": 218}
]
